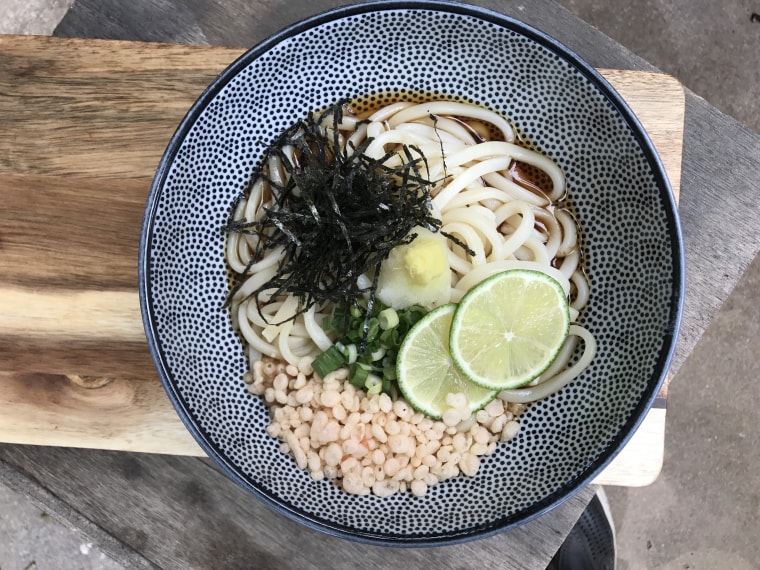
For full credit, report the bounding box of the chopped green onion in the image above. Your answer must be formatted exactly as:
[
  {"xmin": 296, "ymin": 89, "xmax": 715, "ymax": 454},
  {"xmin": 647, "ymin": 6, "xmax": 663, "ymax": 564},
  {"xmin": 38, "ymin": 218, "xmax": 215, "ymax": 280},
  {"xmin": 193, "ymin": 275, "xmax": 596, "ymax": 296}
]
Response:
[
  {"xmin": 378, "ymin": 308, "xmax": 399, "ymax": 330},
  {"xmin": 365, "ymin": 318, "xmax": 380, "ymax": 342},
  {"xmin": 365, "ymin": 373, "xmax": 383, "ymax": 394},
  {"xmin": 379, "ymin": 327, "xmax": 399, "ymax": 348},
  {"xmin": 314, "ymin": 301, "xmax": 431, "ymax": 395},
  {"xmin": 370, "ymin": 346, "xmax": 386, "ymax": 362},
  {"xmin": 311, "ymin": 345, "xmax": 346, "ymax": 378},
  {"xmin": 344, "ymin": 343, "xmax": 358, "ymax": 365},
  {"xmin": 349, "ymin": 362, "xmax": 370, "ymax": 387},
  {"xmin": 332, "ymin": 305, "xmax": 349, "ymax": 332}
]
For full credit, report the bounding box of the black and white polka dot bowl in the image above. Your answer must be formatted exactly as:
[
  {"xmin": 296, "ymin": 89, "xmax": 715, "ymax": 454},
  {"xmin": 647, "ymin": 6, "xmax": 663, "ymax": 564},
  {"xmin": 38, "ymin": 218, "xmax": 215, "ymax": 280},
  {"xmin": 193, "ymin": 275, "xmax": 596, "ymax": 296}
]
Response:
[{"xmin": 139, "ymin": 0, "xmax": 684, "ymax": 545}]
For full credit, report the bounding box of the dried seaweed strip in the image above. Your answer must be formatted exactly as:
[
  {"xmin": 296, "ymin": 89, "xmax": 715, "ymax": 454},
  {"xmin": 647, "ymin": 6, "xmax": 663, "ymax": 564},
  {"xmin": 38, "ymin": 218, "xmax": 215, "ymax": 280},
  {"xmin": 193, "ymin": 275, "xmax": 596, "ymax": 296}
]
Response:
[{"xmin": 224, "ymin": 101, "xmax": 459, "ymax": 329}]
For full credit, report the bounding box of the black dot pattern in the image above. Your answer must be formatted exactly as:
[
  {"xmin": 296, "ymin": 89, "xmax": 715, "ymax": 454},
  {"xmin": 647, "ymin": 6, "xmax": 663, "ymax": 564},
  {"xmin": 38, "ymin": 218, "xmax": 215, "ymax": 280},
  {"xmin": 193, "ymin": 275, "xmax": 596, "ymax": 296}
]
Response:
[{"xmin": 140, "ymin": 4, "xmax": 681, "ymax": 544}]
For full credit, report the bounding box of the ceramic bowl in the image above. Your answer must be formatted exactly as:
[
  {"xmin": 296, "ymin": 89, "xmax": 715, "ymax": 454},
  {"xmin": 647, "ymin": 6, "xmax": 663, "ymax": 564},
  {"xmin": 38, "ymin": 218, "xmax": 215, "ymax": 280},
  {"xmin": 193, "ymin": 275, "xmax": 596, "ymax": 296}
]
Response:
[{"xmin": 139, "ymin": 0, "xmax": 684, "ymax": 545}]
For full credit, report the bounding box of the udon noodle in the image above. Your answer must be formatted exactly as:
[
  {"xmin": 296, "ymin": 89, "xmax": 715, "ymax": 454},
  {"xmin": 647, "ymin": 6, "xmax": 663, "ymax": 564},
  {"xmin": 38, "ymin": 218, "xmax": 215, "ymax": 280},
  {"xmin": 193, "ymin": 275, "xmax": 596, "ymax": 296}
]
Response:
[{"xmin": 226, "ymin": 99, "xmax": 596, "ymax": 405}]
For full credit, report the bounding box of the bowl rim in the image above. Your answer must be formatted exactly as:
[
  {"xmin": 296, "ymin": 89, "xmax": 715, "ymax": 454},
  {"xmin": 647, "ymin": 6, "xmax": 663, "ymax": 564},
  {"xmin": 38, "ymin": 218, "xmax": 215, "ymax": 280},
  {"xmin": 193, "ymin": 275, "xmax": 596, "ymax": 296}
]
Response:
[{"xmin": 138, "ymin": 0, "xmax": 686, "ymax": 546}]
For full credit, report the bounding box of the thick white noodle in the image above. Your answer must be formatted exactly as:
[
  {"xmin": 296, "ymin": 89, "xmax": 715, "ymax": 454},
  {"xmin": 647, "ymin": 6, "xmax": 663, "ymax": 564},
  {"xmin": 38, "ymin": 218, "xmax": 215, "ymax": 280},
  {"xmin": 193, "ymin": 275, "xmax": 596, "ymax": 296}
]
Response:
[
  {"xmin": 232, "ymin": 263, "xmax": 279, "ymax": 303},
  {"xmin": 446, "ymin": 243, "xmax": 477, "ymax": 276},
  {"xmin": 493, "ymin": 201, "xmax": 535, "ymax": 259},
  {"xmin": 428, "ymin": 141, "xmax": 564, "ymax": 197},
  {"xmin": 247, "ymin": 297, "xmax": 285, "ymax": 328},
  {"xmin": 451, "ymin": 260, "xmax": 571, "ymax": 301},
  {"xmin": 556, "ymin": 209, "xmax": 578, "ymax": 255},
  {"xmin": 518, "ymin": 236, "xmax": 552, "ymax": 265},
  {"xmin": 570, "ymin": 270, "xmax": 590, "ymax": 312},
  {"xmin": 537, "ymin": 335, "xmax": 580, "ymax": 383},
  {"xmin": 366, "ymin": 120, "xmax": 385, "ymax": 139},
  {"xmin": 228, "ymin": 100, "xmax": 594, "ymax": 382},
  {"xmin": 445, "ymin": 187, "xmax": 512, "ymax": 209},
  {"xmin": 498, "ymin": 325, "xmax": 597, "ymax": 403},
  {"xmin": 394, "ymin": 122, "xmax": 465, "ymax": 146},
  {"xmin": 345, "ymin": 123, "xmax": 368, "ymax": 156},
  {"xmin": 363, "ymin": 129, "xmax": 434, "ymax": 160},
  {"xmin": 412, "ymin": 115, "xmax": 479, "ymax": 144},
  {"xmin": 433, "ymin": 156, "xmax": 512, "ymax": 210},
  {"xmin": 483, "ymin": 171, "xmax": 549, "ymax": 206},
  {"xmin": 303, "ymin": 305, "xmax": 334, "ymax": 352},
  {"xmin": 238, "ymin": 301, "xmax": 278, "ymax": 358},
  {"xmin": 226, "ymin": 233, "xmax": 247, "ymax": 274},
  {"xmin": 268, "ymin": 155, "xmax": 286, "ymax": 188},
  {"xmin": 386, "ymin": 101, "xmax": 515, "ymax": 142},
  {"xmin": 532, "ymin": 207, "xmax": 562, "ymax": 260},
  {"xmin": 367, "ymin": 100, "xmax": 414, "ymax": 122},
  {"xmin": 558, "ymin": 248, "xmax": 580, "ymax": 280},
  {"xmin": 442, "ymin": 206, "xmax": 504, "ymax": 261},
  {"xmin": 441, "ymin": 221, "xmax": 488, "ymax": 266}
]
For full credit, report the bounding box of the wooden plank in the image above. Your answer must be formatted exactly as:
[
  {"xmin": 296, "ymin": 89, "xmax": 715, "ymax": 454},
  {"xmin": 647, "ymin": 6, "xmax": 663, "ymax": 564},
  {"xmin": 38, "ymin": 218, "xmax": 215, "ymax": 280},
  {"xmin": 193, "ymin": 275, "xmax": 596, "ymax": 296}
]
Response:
[
  {"xmin": 11, "ymin": 0, "xmax": 753, "ymax": 566},
  {"xmin": 0, "ymin": 443, "xmax": 597, "ymax": 569},
  {"xmin": 0, "ymin": 335, "xmax": 156, "ymax": 380},
  {"xmin": 0, "ymin": 288, "xmax": 143, "ymax": 342},
  {"xmin": 593, "ymin": 406, "xmax": 665, "ymax": 487},
  {"xmin": 601, "ymin": 69, "xmax": 684, "ymax": 201},
  {"xmin": 587, "ymin": 69, "xmax": 683, "ymax": 485},
  {"xmin": 0, "ymin": 372, "xmax": 202, "ymax": 455},
  {"xmin": 0, "ymin": 36, "xmax": 683, "ymax": 487},
  {"xmin": 0, "ymin": 174, "xmax": 146, "ymax": 289},
  {"xmin": 49, "ymin": 0, "xmax": 760, "ymax": 390},
  {"xmin": 0, "ymin": 36, "xmax": 242, "ymax": 179}
]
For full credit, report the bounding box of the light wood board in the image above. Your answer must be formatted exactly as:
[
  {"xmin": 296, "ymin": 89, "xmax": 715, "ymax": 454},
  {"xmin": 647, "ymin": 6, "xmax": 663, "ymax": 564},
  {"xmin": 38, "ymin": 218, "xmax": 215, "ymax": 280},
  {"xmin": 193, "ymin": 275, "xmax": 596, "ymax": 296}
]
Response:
[{"xmin": 0, "ymin": 35, "xmax": 684, "ymax": 486}]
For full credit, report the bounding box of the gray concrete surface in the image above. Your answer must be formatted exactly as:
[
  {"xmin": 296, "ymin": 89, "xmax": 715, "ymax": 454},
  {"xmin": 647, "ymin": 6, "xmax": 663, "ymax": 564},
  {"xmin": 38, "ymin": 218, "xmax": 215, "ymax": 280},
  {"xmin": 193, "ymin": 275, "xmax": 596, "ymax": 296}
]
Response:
[
  {"xmin": 1, "ymin": 0, "xmax": 759, "ymax": 568},
  {"xmin": 551, "ymin": 7, "xmax": 760, "ymax": 569},
  {"xmin": 0, "ymin": 0, "xmax": 72, "ymax": 34},
  {"xmin": 0, "ymin": 482, "xmax": 124, "ymax": 570},
  {"xmin": 0, "ymin": 4, "xmax": 122, "ymax": 569},
  {"xmin": 559, "ymin": 0, "xmax": 760, "ymax": 135}
]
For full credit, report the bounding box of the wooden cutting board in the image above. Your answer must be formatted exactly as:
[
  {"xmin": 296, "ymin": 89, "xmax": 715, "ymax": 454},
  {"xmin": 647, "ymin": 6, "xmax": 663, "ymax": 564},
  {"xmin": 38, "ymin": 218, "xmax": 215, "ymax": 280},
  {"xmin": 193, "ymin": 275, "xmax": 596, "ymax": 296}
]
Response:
[{"xmin": 0, "ymin": 35, "xmax": 683, "ymax": 486}]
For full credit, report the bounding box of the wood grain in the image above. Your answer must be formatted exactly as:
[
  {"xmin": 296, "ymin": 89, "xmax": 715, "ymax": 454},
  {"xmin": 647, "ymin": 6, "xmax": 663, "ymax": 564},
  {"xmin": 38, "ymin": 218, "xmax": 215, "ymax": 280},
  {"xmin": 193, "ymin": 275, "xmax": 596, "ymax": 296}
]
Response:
[
  {"xmin": 0, "ymin": 174, "xmax": 146, "ymax": 289},
  {"xmin": 18, "ymin": 1, "xmax": 757, "ymax": 567},
  {"xmin": 0, "ymin": 372, "xmax": 202, "ymax": 455},
  {"xmin": 601, "ymin": 69, "xmax": 684, "ymax": 201},
  {"xmin": 0, "ymin": 443, "xmax": 597, "ymax": 569},
  {"xmin": 0, "ymin": 36, "xmax": 241, "ymax": 179},
  {"xmin": 0, "ymin": 36, "xmax": 684, "ymax": 486},
  {"xmin": 0, "ymin": 288, "xmax": 142, "ymax": 342}
]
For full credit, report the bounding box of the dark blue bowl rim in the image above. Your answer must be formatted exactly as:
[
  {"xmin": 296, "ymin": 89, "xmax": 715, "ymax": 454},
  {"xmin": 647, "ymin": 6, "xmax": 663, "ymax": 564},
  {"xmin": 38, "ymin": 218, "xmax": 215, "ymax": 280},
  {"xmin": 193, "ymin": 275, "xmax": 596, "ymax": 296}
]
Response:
[{"xmin": 138, "ymin": 0, "xmax": 686, "ymax": 547}]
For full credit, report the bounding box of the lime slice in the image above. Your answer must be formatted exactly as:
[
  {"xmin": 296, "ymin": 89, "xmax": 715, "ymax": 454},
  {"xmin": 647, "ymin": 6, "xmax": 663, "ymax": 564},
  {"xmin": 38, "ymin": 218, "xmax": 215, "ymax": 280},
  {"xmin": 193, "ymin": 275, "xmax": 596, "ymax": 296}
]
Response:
[
  {"xmin": 450, "ymin": 269, "xmax": 570, "ymax": 390},
  {"xmin": 396, "ymin": 304, "xmax": 497, "ymax": 419}
]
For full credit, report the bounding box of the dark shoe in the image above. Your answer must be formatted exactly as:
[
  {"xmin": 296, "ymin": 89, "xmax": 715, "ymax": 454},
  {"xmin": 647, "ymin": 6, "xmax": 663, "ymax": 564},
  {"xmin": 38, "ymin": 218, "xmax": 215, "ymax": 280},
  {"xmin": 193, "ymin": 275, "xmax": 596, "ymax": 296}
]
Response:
[{"xmin": 546, "ymin": 487, "xmax": 616, "ymax": 570}]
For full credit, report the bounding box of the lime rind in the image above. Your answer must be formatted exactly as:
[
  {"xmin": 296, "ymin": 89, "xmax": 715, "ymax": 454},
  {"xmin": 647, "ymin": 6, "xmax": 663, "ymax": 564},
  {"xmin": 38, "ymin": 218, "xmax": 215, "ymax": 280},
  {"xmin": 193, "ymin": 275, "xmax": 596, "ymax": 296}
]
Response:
[
  {"xmin": 396, "ymin": 304, "xmax": 497, "ymax": 419},
  {"xmin": 449, "ymin": 269, "xmax": 570, "ymax": 391}
]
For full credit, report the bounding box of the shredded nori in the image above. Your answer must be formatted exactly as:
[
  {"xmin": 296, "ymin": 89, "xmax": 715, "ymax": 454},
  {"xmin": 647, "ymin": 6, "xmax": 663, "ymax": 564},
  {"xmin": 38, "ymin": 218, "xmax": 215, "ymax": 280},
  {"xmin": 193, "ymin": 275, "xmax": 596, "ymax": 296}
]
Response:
[{"xmin": 224, "ymin": 100, "xmax": 472, "ymax": 340}]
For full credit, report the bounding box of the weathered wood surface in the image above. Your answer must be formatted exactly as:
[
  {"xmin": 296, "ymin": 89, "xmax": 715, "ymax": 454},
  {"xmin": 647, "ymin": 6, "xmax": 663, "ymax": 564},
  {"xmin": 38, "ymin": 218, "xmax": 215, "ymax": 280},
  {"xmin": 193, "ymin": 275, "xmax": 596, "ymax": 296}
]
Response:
[
  {"xmin": 52, "ymin": 0, "xmax": 760, "ymax": 385},
  {"xmin": 0, "ymin": 26, "xmax": 601, "ymax": 569},
  {"xmin": 0, "ymin": 444, "xmax": 597, "ymax": 569},
  {"xmin": 0, "ymin": 0, "xmax": 758, "ymax": 568},
  {"xmin": 0, "ymin": 35, "xmax": 682, "ymax": 486}
]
